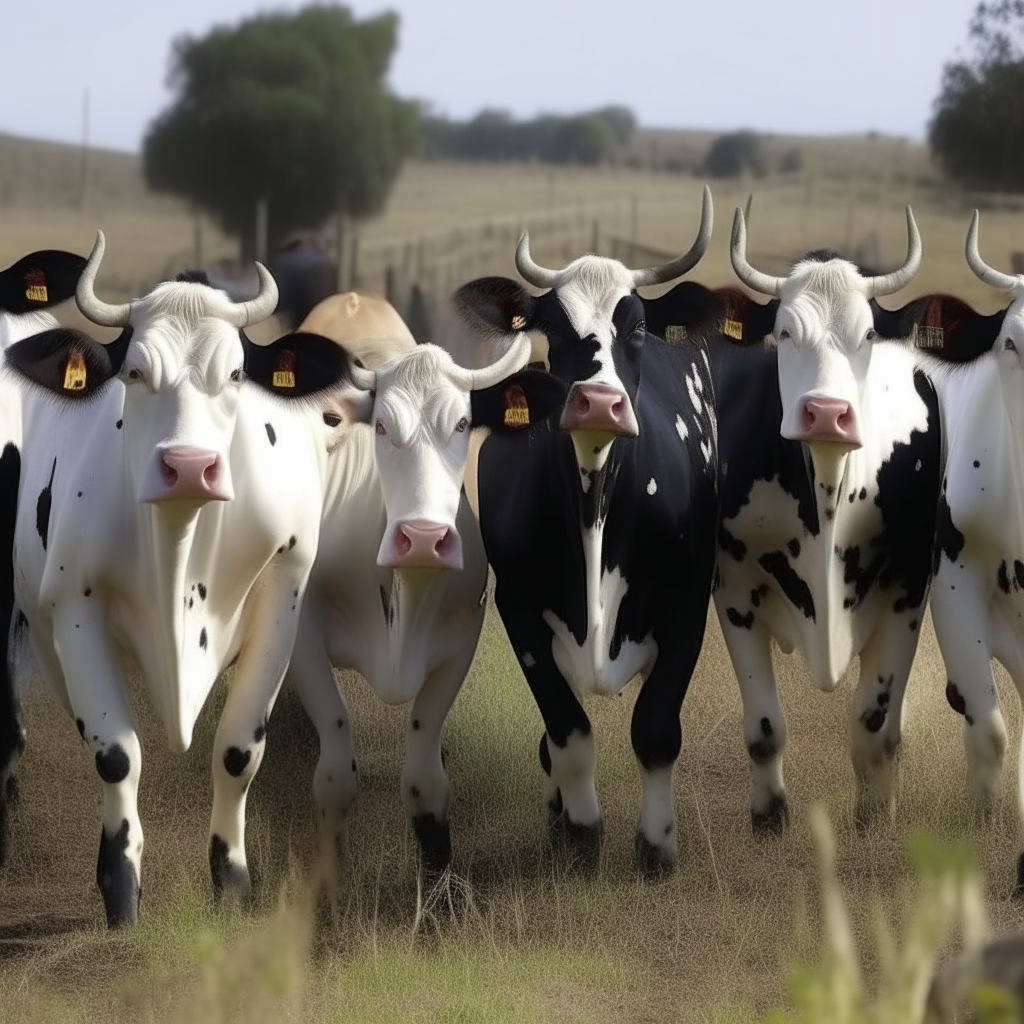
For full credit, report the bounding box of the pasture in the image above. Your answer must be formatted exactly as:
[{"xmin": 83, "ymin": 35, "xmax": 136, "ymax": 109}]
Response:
[{"xmin": 0, "ymin": 137, "xmax": 1023, "ymax": 1021}]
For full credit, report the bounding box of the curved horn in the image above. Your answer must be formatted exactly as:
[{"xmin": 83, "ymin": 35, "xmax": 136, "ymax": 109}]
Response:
[
  {"xmin": 221, "ymin": 262, "xmax": 280, "ymax": 328},
  {"xmin": 965, "ymin": 209, "xmax": 1021, "ymax": 292},
  {"xmin": 515, "ymin": 233, "xmax": 560, "ymax": 290},
  {"xmin": 348, "ymin": 361, "xmax": 377, "ymax": 392},
  {"xmin": 730, "ymin": 206, "xmax": 783, "ymax": 297},
  {"xmin": 76, "ymin": 231, "xmax": 130, "ymax": 328},
  {"xmin": 446, "ymin": 333, "xmax": 532, "ymax": 392},
  {"xmin": 631, "ymin": 185, "xmax": 714, "ymax": 288},
  {"xmin": 865, "ymin": 207, "xmax": 922, "ymax": 297}
]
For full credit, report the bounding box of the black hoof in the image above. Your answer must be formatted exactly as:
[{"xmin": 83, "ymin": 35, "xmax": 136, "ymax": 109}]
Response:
[
  {"xmin": 550, "ymin": 814, "xmax": 602, "ymax": 873},
  {"xmin": 209, "ymin": 834, "xmax": 252, "ymax": 900},
  {"xmin": 751, "ymin": 794, "xmax": 789, "ymax": 836},
  {"xmin": 413, "ymin": 813, "xmax": 452, "ymax": 876},
  {"xmin": 1013, "ymin": 852, "xmax": 1024, "ymax": 902},
  {"xmin": 97, "ymin": 819, "xmax": 140, "ymax": 928},
  {"xmin": 635, "ymin": 832, "xmax": 674, "ymax": 880}
]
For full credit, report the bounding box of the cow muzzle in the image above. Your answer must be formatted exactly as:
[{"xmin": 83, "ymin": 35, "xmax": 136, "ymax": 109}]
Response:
[
  {"xmin": 141, "ymin": 446, "xmax": 233, "ymax": 503},
  {"xmin": 787, "ymin": 397, "xmax": 862, "ymax": 449},
  {"xmin": 560, "ymin": 383, "xmax": 639, "ymax": 438},
  {"xmin": 378, "ymin": 519, "xmax": 463, "ymax": 571}
]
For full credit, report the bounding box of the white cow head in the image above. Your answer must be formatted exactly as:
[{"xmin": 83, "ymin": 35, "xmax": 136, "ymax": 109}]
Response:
[
  {"xmin": 730, "ymin": 207, "xmax": 922, "ymax": 473},
  {"xmin": 341, "ymin": 336, "xmax": 541, "ymax": 570},
  {"xmin": 454, "ymin": 188, "xmax": 713, "ymax": 473}
]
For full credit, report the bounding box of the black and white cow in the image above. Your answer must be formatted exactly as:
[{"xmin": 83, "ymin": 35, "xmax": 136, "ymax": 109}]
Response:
[
  {"xmin": 910, "ymin": 213, "xmax": 1024, "ymax": 896},
  {"xmin": 0, "ymin": 247, "xmax": 86, "ymax": 861},
  {"xmin": 5, "ymin": 233, "xmax": 363, "ymax": 926},
  {"xmin": 643, "ymin": 207, "xmax": 942, "ymax": 830},
  {"xmin": 454, "ymin": 189, "xmax": 719, "ymax": 875},
  {"xmin": 287, "ymin": 316, "xmax": 553, "ymax": 882}
]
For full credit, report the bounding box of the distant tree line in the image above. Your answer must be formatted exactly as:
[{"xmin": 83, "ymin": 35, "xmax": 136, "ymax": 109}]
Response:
[
  {"xmin": 421, "ymin": 107, "xmax": 637, "ymax": 165},
  {"xmin": 930, "ymin": 1, "xmax": 1024, "ymax": 193}
]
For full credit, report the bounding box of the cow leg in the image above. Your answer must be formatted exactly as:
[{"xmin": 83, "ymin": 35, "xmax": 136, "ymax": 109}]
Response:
[
  {"xmin": 53, "ymin": 610, "xmax": 142, "ymax": 927},
  {"xmin": 849, "ymin": 611, "xmax": 919, "ymax": 825},
  {"xmin": 402, "ymin": 654, "xmax": 469, "ymax": 875},
  {"xmin": 208, "ymin": 577, "xmax": 303, "ymax": 900},
  {"xmin": 288, "ymin": 613, "xmax": 357, "ymax": 897},
  {"xmin": 717, "ymin": 607, "xmax": 789, "ymax": 834},
  {"xmin": 930, "ymin": 565, "xmax": 1006, "ymax": 814}
]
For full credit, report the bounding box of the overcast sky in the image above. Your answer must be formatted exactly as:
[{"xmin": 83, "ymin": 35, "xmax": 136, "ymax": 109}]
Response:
[{"xmin": 0, "ymin": 0, "xmax": 977, "ymax": 152}]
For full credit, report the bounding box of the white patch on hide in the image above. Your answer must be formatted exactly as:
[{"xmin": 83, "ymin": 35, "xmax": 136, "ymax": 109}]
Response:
[
  {"xmin": 675, "ymin": 414, "xmax": 688, "ymax": 443},
  {"xmin": 647, "ymin": 477, "xmax": 658, "ymax": 496}
]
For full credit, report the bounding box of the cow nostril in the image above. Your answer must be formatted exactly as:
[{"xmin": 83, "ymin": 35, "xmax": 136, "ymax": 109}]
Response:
[
  {"xmin": 160, "ymin": 461, "xmax": 178, "ymax": 487},
  {"xmin": 395, "ymin": 528, "xmax": 412, "ymax": 556},
  {"xmin": 203, "ymin": 460, "xmax": 218, "ymax": 486},
  {"xmin": 435, "ymin": 528, "xmax": 452, "ymax": 555}
]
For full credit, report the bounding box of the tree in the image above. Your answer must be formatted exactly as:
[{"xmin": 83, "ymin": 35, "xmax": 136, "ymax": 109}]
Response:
[
  {"xmin": 930, "ymin": 2, "xmax": 1024, "ymax": 192},
  {"xmin": 703, "ymin": 131, "xmax": 767, "ymax": 179},
  {"xmin": 144, "ymin": 5, "xmax": 418, "ymax": 260}
]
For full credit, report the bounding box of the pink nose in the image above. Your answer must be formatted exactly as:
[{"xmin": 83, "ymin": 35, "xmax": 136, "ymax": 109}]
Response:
[
  {"xmin": 155, "ymin": 447, "xmax": 231, "ymax": 502},
  {"xmin": 795, "ymin": 398, "xmax": 861, "ymax": 447},
  {"xmin": 379, "ymin": 520, "xmax": 463, "ymax": 570},
  {"xmin": 560, "ymin": 383, "xmax": 639, "ymax": 437}
]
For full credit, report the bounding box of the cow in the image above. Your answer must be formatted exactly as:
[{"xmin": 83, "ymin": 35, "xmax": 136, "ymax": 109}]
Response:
[
  {"xmin": 451, "ymin": 188, "xmax": 719, "ymax": 876},
  {"xmin": 0, "ymin": 247, "xmax": 86, "ymax": 861},
  {"xmin": 287, "ymin": 294, "xmax": 561, "ymax": 881},
  {"xmin": 909, "ymin": 212, "xmax": 1024, "ymax": 897},
  {"xmin": 4, "ymin": 232, "xmax": 365, "ymax": 926},
  {"xmin": 642, "ymin": 206, "xmax": 941, "ymax": 832}
]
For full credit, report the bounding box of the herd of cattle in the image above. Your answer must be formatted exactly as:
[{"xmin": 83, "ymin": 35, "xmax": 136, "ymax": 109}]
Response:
[{"xmin": 0, "ymin": 187, "xmax": 1022, "ymax": 929}]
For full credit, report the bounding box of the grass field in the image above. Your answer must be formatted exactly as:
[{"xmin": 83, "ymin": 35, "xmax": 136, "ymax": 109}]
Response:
[{"xmin": 0, "ymin": 133, "xmax": 1023, "ymax": 1022}]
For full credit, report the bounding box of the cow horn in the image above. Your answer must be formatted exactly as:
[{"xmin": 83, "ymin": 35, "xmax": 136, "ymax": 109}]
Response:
[
  {"xmin": 222, "ymin": 262, "xmax": 280, "ymax": 328},
  {"xmin": 446, "ymin": 333, "xmax": 532, "ymax": 392},
  {"xmin": 965, "ymin": 210, "xmax": 1022, "ymax": 292},
  {"xmin": 76, "ymin": 231, "xmax": 131, "ymax": 329},
  {"xmin": 631, "ymin": 185, "xmax": 714, "ymax": 288},
  {"xmin": 730, "ymin": 206, "xmax": 783, "ymax": 297},
  {"xmin": 348, "ymin": 361, "xmax": 377, "ymax": 392},
  {"xmin": 515, "ymin": 233, "xmax": 560, "ymax": 290},
  {"xmin": 865, "ymin": 207, "xmax": 922, "ymax": 297}
]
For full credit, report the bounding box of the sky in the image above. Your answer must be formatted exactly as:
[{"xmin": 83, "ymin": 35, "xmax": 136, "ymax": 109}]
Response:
[{"xmin": 0, "ymin": 0, "xmax": 979, "ymax": 153}]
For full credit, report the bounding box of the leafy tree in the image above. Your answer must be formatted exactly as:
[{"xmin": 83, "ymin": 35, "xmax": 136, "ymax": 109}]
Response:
[
  {"xmin": 703, "ymin": 131, "xmax": 767, "ymax": 179},
  {"xmin": 930, "ymin": 2, "xmax": 1024, "ymax": 191},
  {"xmin": 144, "ymin": 5, "xmax": 418, "ymax": 259}
]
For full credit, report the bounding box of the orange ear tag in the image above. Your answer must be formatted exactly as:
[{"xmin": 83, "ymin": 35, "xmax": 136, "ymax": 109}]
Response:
[
  {"xmin": 272, "ymin": 350, "xmax": 297, "ymax": 389},
  {"xmin": 503, "ymin": 384, "xmax": 530, "ymax": 429},
  {"xmin": 24, "ymin": 268, "xmax": 48, "ymax": 304},
  {"xmin": 63, "ymin": 350, "xmax": 87, "ymax": 391}
]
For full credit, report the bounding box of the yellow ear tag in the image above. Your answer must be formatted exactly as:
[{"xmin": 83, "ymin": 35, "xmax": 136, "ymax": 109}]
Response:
[
  {"xmin": 24, "ymin": 268, "xmax": 48, "ymax": 304},
  {"xmin": 723, "ymin": 318, "xmax": 743, "ymax": 340},
  {"xmin": 63, "ymin": 350, "xmax": 87, "ymax": 391},
  {"xmin": 272, "ymin": 350, "xmax": 297, "ymax": 389},
  {"xmin": 503, "ymin": 384, "xmax": 530, "ymax": 429},
  {"xmin": 511, "ymin": 314, "xmax": 526, "ymax": 331}
]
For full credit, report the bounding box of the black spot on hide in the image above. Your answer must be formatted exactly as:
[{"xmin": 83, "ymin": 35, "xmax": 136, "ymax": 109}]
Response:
[
  {"xmin": 758, "ymin": 551, "xmax": 815, "ymax": 621},
  {"xmin": 999, "ymin": 561, "xmax": 1012, "ymax": 595},
  {"xmin": 254, "ymin": 721, "xmax": 266, "ymax": 743},
  {"xmin": 726, "ymin": 607, "xmax": 754, "ymax": 630},
  {"xmin": 75, "ymin": 718, "xmax": 85, "ymax": 739},
  {"xmin": 223, "ymin": 746, "xmax": 251, "ymax": 778},
  {"xmin": 860, "ymin": 707, "xmax": 887, "ymax": 733},
  {"xmin": 197, "ymin": 583, "xmax": 207, "ymax": 601},
  {"xmin": 115, "ymin": 419, "xmax": 122, "ymax": 430},
  {"xmin": 265, "ymin": 423, "xmax": 276, "ymax": 446},
  {"xmin": 35, "ymin": 458, "xmax": 56, "ymax": 550},
  {"xmin": 946, "ymin": 680, "xmax": 967, "ymax": 717},
  {"xmin": 935, "ymin": 494, "xmax": 965, "ymax": 572},
  {"xmin": 787, "ymin": 538, "xmax": 800, "ymax": 558},
  {"xmin": 199, "ymin": 628, "xmax": 207, "ymax": 650},
  {"xmin": 720, "ymin": 525, "xmax": 746, "ymax": 561},
  {"xmin": 95, "ymin": 744, "xmax": 130, "ymax": 784},
  {"xmin": 96, "ymin": 818, "xmax": 138, "ymax": 928}
]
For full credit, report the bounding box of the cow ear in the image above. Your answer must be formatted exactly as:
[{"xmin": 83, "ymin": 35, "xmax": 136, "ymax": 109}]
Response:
[
  {"xmin": 471, "ymin": 369, "xmax": 567, "ymax": 433},
  {"xmin": 0, "ymin": 251, "xmax": 87, "ymax": 314},
  {"xmin": 242, "ymin": 331, "xmax": 363, "ymax": 397},
  {"xmin": 875, "ymin": 294, "xmax": 1006, "ymax": 362},
  {"xmin": 454, "ymin": 277, "xmax": 537, "ymax": 339},
  {"xmin": 5, "ymin": 327, "xmax": 123, "ymax": 398}
]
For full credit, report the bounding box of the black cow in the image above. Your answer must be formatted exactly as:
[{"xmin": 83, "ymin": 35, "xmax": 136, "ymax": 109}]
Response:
[
  {"xmin": 455, "ymin": 189, "xmax": 719, "ymax": 875},
  {"xmin": 0, "ymin": 247, "xmax": 87, "ymax": 860}
]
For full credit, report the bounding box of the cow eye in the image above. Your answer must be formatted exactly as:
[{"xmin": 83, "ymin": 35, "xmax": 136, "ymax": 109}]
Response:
[
  {"xmin": 375, "ymin": 420, "xmax": 387, "ymax": 436},
  {"xmin": 632, "ymin": 319, "xmax": 646, "ymax": 335},
  {"xmin": 230, "ymin": 367, "xmax": 243, "ymax": 382},
  {"xmin": 1006, "ymin": 338, "xmax": 1017, "ymax": 352},
  {"xmin": 778, "ymin": 329, "xmax": 790, "ymax": 341},
  {"xmin": 127, "ymin": 368, "xmax": 143, "ymax": 382},
  {"xmin": 323, "ymin": 412, "xmax": 342, "ymax": 428},
  {"xmin": 865, "ymin": 329, "xmax": 878, "ymax": 341},
  {"xmin": 455, "ymin": 417, "xmax": 469, "ymax": 433}
]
